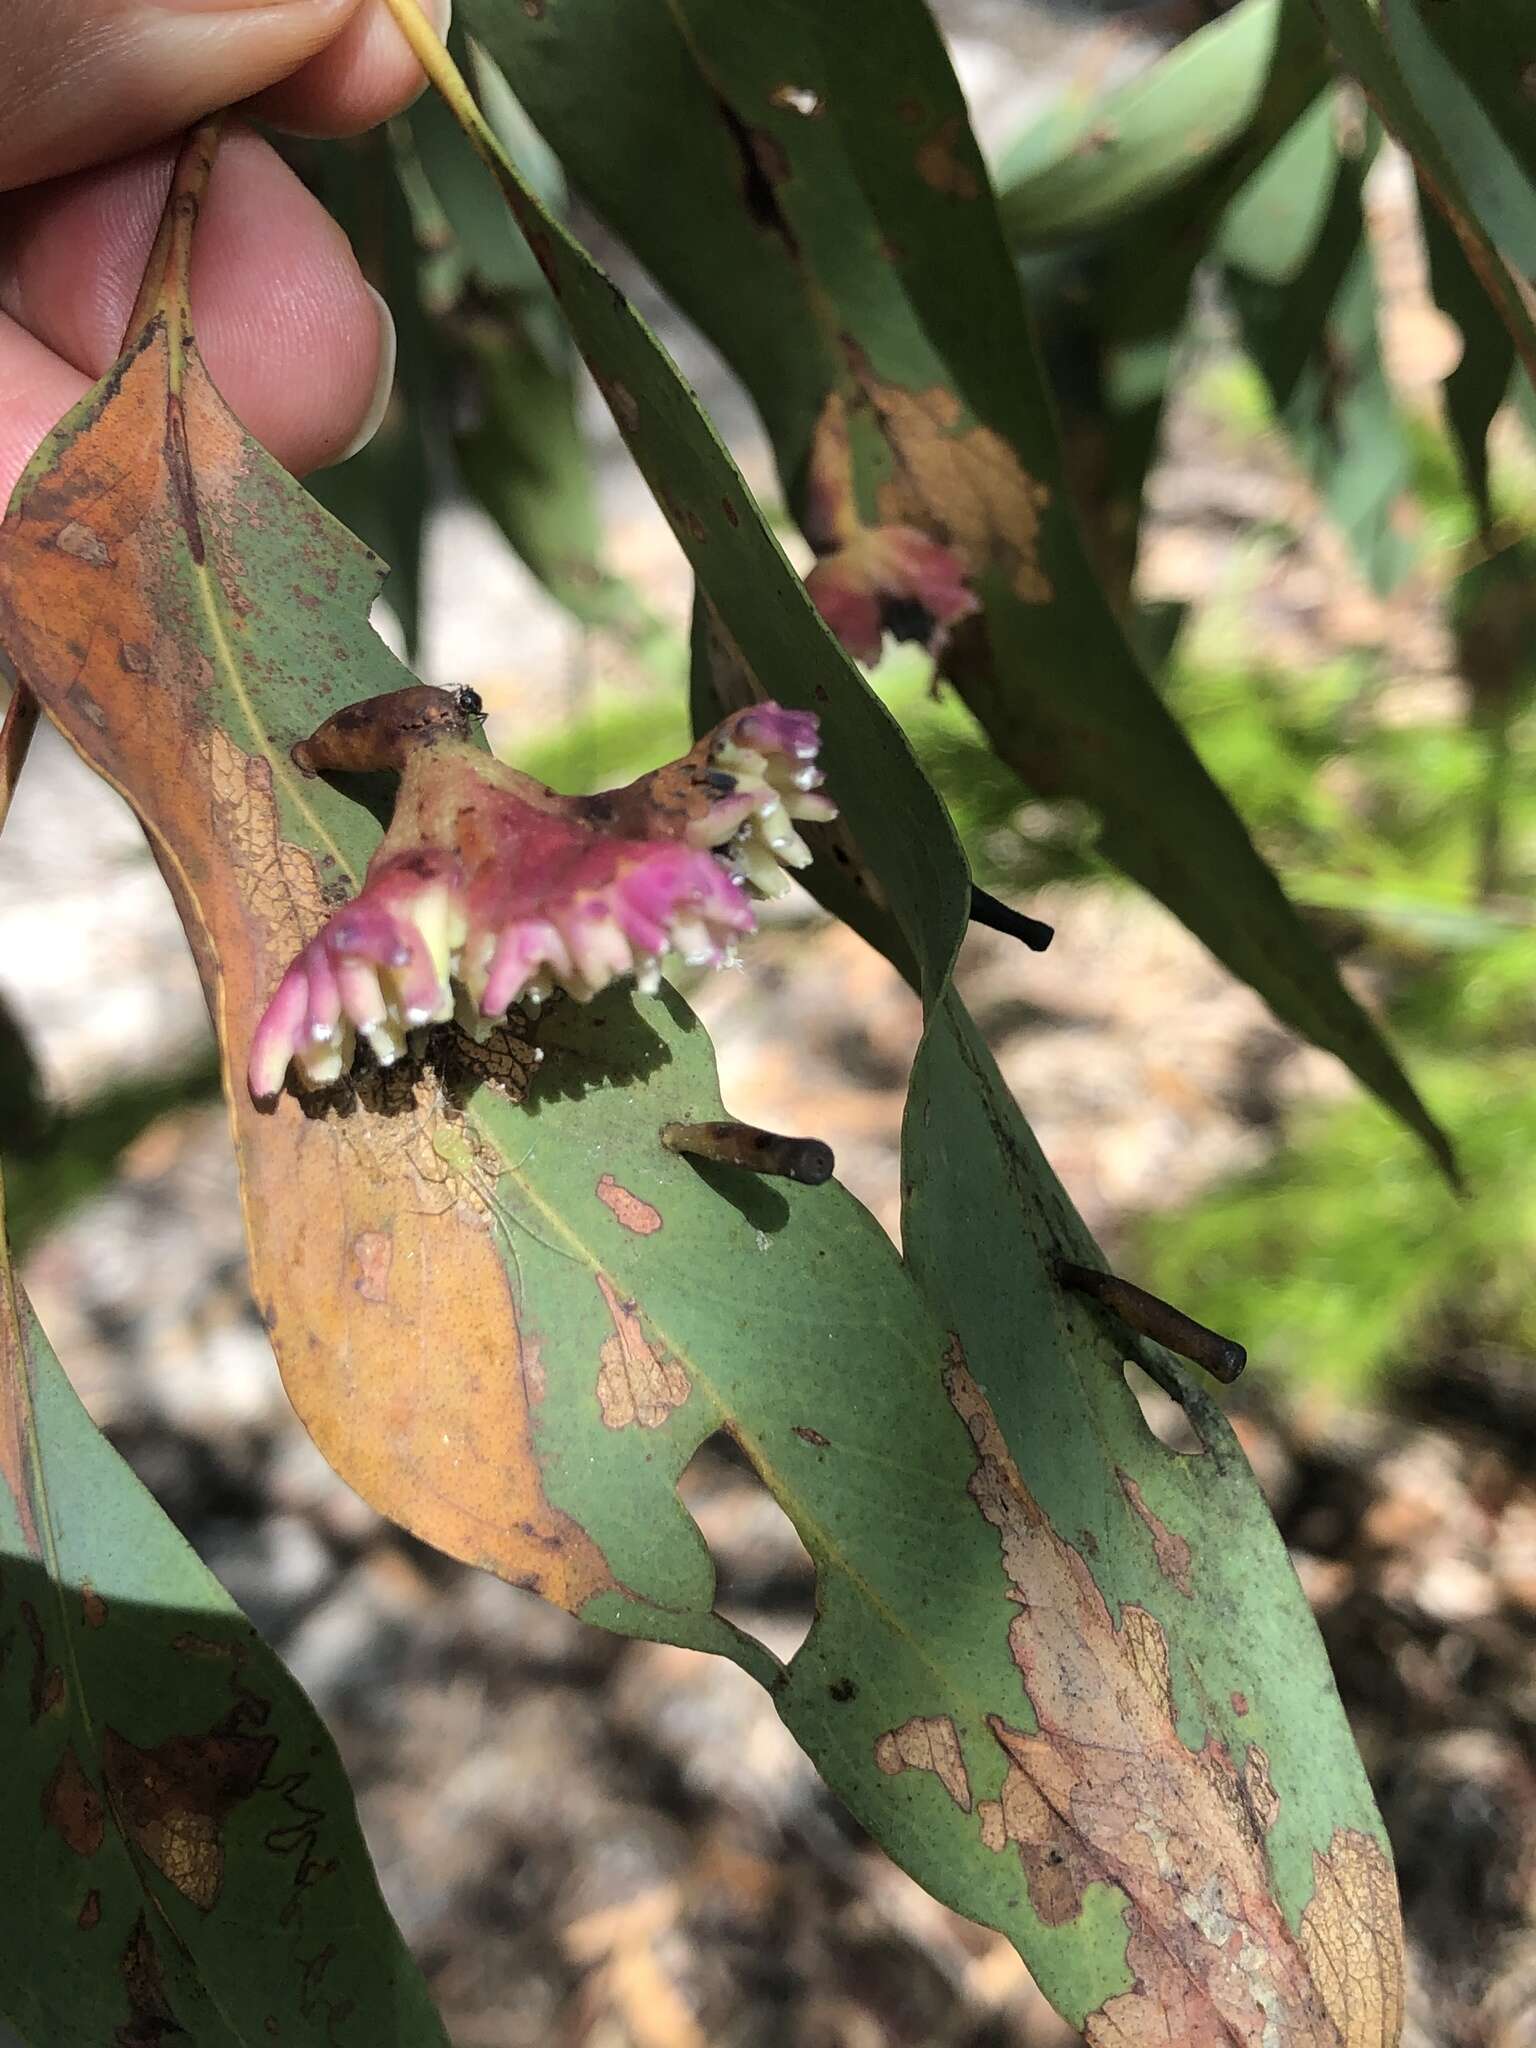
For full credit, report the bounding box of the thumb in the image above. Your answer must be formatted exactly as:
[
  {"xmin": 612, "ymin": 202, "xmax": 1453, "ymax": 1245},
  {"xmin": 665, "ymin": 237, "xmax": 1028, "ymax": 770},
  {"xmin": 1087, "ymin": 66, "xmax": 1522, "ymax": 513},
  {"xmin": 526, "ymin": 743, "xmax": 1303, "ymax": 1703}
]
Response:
[{"xmin": 0, "ymin": 0, "xmax": 366, "ymax": 191}]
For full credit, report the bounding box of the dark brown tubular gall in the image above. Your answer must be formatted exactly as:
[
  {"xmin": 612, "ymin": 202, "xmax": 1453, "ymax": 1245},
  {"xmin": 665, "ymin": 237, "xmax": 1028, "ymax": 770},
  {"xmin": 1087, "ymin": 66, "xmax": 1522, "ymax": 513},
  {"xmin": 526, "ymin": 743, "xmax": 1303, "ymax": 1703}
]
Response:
[
  {"xmin": 1056, "ymin": 1260, "xmax": 1247, "ymax": 1384},
  {"xmin": 660, "ymin": 1120, "xmax": 835, "ymax": 1186},
  {"xmin": 969, "ymin": 885, "xmax": 1054, "ymax": 953},
  {"xmin": 291, "ymin": 685, "xmax": 476, "ymax": 776}
]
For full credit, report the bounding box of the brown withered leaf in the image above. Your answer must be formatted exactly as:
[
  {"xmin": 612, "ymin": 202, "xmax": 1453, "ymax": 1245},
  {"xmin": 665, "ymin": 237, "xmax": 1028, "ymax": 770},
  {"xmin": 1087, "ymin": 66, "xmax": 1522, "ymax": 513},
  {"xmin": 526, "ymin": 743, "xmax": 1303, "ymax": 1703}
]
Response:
[{"xmin": 0, "ymin": 143, "xmax": 607, "ymax": 1602}]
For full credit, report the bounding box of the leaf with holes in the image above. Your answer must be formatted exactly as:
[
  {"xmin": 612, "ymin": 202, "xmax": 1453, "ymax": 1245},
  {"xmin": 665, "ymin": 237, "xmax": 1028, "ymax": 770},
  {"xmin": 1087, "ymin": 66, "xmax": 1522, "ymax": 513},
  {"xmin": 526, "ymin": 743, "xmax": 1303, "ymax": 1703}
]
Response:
[
  {"xmin": 0, "ymin": 1167, "xmax": 447, "ymax": 2047},
  {"xmin": 462, "ymin": 0, "xmax": 1450, "ymax": 1178},
  {"xmin": 0, "ymin": 87, "xmax": 1403, "ymax": 2046}
]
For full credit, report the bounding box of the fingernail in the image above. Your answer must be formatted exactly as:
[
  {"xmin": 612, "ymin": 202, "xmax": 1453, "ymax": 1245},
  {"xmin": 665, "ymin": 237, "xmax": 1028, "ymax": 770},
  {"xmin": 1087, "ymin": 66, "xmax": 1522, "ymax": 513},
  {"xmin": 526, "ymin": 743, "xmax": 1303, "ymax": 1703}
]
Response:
[{"xmin": 338, "ymin": 285, "xmax": 397, "ymax": 463}]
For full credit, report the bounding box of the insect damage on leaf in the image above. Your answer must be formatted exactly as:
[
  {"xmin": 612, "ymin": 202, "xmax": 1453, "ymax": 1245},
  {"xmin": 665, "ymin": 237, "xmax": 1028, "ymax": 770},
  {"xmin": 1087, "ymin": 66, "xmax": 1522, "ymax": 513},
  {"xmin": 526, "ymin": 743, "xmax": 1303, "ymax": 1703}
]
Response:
[
  {"xmin": 913, "ymin": 114, "xmax": 982, "ymax": 200},
  {"xmin": 944, "ymin": 1353, "xmax": 1403, "ymax": 2045},
  {"xmin": 594, "ymin": 1273, "xmax": 691, "ymax": 1430},
  {"xmin": 801, "ymin": 375, "xmax": 1052, "ymax": 662},
  {"xmin": 100, "ymin": 1720, "xmax": 277, "ymax": 1911},
  {"xmin": 874, "ymin": 1714, "xmax": 973, "ymax": 1811},
  {"xmin": 250, "ymin": 690, "xmax": 836, "ymax": 1100},
  {"xmin": 1300, "ymin": 1830, "xmax": 1405, "ymax": 2048},
  {"xmin": 349, "ymin": 1229, "xmax": 394, "ymax": 1303},
  {"xmin": 118, "ymin": 1914, "xmax": 181, "ymax": 2043},
  {"xmin": 803, "ymin": 388, "xmax": 979, "ymax": 663},
  {"xmin": 595, "ymin": 1174, "xmax": 664, "ymax": 1235},
  {"xmin": 41, "ymin": 1744, "xmax": 106, "ymax": 1857},
  {"xmin": 1116, "ymin": 1470, "xmax": 1194, "ymax": 1597}
]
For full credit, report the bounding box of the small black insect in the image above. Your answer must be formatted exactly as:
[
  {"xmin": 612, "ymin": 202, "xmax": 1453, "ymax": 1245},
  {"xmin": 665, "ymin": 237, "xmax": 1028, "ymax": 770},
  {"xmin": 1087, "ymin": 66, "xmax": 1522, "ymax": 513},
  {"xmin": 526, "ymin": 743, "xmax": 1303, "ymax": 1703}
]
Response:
[{"xmin": 454, "ymin": 685, "xmax": 487, "ymax": 722}]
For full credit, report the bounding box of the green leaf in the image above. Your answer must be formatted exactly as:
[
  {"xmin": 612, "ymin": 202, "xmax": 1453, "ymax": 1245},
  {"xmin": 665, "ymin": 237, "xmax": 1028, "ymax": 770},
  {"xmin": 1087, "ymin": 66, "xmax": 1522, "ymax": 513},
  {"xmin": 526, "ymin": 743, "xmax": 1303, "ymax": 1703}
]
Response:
[
  {"xmin": 0, "ymin": 1167, "xmax": 447, "ymax": 2047},
  {"xmin": 1381, "ymin": 0, "xmax": 1536, "ymax": 278},
  {"xmin": 0, "ymin": 993, "xmax": 48, "ymax": 1157},
  {"xmin": 1309, "ymin": 0, "xmax": 1536, "ymax": 389},
  {"xmin": 1222, "ymin": 104, "xmax": 1417, "ymax": 593},
  {"xmin": 297, "ymin": 130, "xmax": 436, "ymax": 655},
  {"xmin": 0, "ymin": 92, "xmax": 1406, "ymax": 2039},
  {"xmin": 408, "ymin": 36, "xmax": 651, "ymax": 636},
  {"xmin": 452, "ymin": 299, "xmax": 653, "ymax": 636},
  {"xmin": 1419, "ymin": 182, "xmax": 1515, "ymax": 527},
  {"xmin": 2, "ymin": 1053, "xmax": 221, "ymax": 1261},
  {"xmin": 1009, "ymin": 1, "xmax": 1330, "ymax": 604},
  {"xmin": 463, "ymin": 0, "xmax": 1450, "ymax": 1179},
  {"xmin": 994, "ymin": 0, "xmax": 1289, "ymax": 245}
]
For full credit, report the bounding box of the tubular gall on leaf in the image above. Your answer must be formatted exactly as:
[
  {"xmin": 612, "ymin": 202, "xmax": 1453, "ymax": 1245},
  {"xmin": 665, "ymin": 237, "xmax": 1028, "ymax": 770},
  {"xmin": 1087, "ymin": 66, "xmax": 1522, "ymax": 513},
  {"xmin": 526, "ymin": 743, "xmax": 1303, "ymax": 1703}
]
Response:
[
  {"xmin": 249, "ymin": 692, "xmax": 836, "ymax": 1100},
  {"xmin": 660, "ymin": 1119, "xmax": 835, "ymax": 1184},
  {"xmin": 1058, "ymin": 1260, "xmax": 1247, "ymax": 1385}
]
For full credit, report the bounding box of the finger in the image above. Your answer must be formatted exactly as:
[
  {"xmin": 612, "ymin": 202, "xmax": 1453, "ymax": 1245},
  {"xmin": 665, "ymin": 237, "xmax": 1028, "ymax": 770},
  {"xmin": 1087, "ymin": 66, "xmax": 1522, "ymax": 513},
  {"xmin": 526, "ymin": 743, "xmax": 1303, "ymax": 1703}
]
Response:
[
  {"xmin": 0, "ymin": 0, "xmax": 359, "ymax": 191},
  {"xmin": 0, "ymin": 127, "xmax": 394, "ymax": 503},
  {"xmin": 256, "ymin": 0, "xmax": 451, "ymax": 137},
  {"xmin": 0, "ymin": 312, "xmax": 88, "ymax": 511}
]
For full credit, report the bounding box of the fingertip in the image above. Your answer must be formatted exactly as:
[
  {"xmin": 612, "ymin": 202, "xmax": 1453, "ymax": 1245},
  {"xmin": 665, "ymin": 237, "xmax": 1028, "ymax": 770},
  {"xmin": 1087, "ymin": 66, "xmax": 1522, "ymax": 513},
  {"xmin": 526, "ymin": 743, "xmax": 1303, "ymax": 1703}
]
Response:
[
  {"xmin": 0, "ymin": 313, "xmax": 87, "ymax": 512},
  {"xmin": 335, "ymin": 287, "xmax": 397, "ymax": 465},
  {"xmin": 253, "ymin": 0, "xmax": 451, "ymax": 138},
  {"xmin": 0, "ymin": 128, "xmax": 393, "ymax": 483},
  {"xmin": 190, "ymin": 129, "xmax": 392, "ymax": 474}
]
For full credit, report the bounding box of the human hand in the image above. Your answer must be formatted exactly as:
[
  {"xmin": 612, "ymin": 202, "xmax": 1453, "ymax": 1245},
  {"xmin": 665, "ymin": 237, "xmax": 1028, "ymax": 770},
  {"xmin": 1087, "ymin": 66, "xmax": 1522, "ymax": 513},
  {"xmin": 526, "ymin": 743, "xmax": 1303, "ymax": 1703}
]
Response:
[{"xmin": 0, "ymin": 0, "xmax": 450, "ymax": 506}]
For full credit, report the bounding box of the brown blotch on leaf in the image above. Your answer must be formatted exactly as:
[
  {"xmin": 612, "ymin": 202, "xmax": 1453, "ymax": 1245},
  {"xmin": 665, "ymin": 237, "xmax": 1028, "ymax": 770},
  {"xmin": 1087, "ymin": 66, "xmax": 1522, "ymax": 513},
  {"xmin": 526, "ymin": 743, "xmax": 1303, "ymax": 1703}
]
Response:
[
  {"xmin": 597, "ymin": 374, "xmax": 640, "ymax": 435},
  {"xmin": 1243, "ymin": 1744, "xmax": 1281, "ymax": 1837},
  {"xmin": 163, "ymin": 390, "xmax": 205, "ymax": 566},
  {"xmin": 809, "ymin": 381, "xmax": 1052, "ymax": 611},
  {"xmin": 77, "ymin": 1889, "xmax": 102, "ymax": 1930},
  {"xmin": 594, "ymin": 1273, "xmax": 690, "ymax": 1430},
  {"xmin": 43, "ymin": 1744, "xmax": 106, "ymax": 1857},
  {"xmin": 349, "ymin": 1229, "xmax": 393, "ymax": 1304},
  {"xmin": 81, "ymin": 1581, "xmax": 108, "ymax": 1628},
  {"xmin": 915, "ymin": 114, "xmax": 981, "ymax": 199},
  {"xmin": 117, "ymin": 1912, "xmax": 180, "ymax": 2047},
  {"xmin": 1232, "ymin": 1691, "xmax": 1251, "ymax": 1717},
  {"xmin": 522, "ymin": 1334, "xmax": 547, "ymax": 1405},
  {"xmin": 55, "ymin": 520, "xmax": 112, "ymax": 567},
  {"xmin": 874, "ymin": 1714, "xmax": 972, "ymax": 1812},
  {"xmin": 101, "ymin": 1720, "xmax": 277, "ymax": 1911},
  {"xmin": 944, "ymin": 1357, "xmax": 1403, "ymax": 2044},
  {"xmin": 23, "ymin": 1601, "xmax": 63, "ymax": 1722},
  {"xmin": 1299, "ymin": 1830, "xmax": 1405, "ymax": 2048},
  {"xmin": 793, "ymin": 1426, "xmax": 830, "ymax": 1448},
  {"xmin": 1117, "ymin": 1469, "xmax": 1194, "ymax": 1597},
  {"xmin": 595, "ymin": 1173, "xmax": 663, "ymax": 1236},
  {"xmin": 829, "ymin": 1676, "xmax": 857, "ymax": 1703}
]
